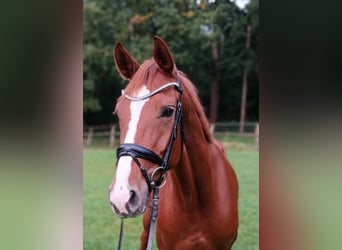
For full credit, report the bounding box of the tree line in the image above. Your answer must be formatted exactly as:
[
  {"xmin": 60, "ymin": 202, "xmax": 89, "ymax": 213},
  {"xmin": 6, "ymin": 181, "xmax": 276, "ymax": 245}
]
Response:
[{"xmin": 84, "ymin": 0, "xmax": 259, "ymax": 127}]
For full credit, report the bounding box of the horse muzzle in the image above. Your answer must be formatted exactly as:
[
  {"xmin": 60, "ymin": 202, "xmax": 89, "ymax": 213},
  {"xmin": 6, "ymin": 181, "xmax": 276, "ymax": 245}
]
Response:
[{"xmin": 109, "ymin": 186, "xmax": 147, "ymax": 218}]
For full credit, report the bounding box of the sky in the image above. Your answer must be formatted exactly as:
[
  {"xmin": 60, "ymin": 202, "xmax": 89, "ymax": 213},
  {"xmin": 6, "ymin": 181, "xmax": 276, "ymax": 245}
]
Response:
[
  {"xmin": 233, "ymin": 0, "xmax": 250, "ymax": 9},
  {"xmin": 204, "ymin": 0, "xmax": 250, "ymax": 9}
]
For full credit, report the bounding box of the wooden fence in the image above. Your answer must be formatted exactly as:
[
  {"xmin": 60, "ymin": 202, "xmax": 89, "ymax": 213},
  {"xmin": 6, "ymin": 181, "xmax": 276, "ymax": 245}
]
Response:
[
  {"xmin": 84, "ymin": 122, "xmax": 259, "ymax": 149},
  {"xmin": 84, "ymin": 124, "xmax": 118, "ymax": 147}
]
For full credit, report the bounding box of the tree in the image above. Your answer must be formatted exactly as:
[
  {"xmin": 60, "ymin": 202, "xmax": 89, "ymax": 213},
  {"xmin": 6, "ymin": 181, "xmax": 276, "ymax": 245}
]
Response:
[
  {"xmin": 83, "ymin": 0, "xmax": 259, "ymax": 125},
  {"xmin": 83, "ymin": 0, "xmax": 131, "ymax": 123}
]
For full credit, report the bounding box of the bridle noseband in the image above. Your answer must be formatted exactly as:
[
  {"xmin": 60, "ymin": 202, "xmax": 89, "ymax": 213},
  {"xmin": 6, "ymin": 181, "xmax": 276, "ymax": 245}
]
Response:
[{"xmin": 115, "ymin": 78, "xmax": 184, "ymax": 250}]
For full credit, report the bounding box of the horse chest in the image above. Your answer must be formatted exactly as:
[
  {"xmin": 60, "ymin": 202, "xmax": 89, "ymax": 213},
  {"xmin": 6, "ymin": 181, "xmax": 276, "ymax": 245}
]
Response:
[
  {"xmin": 157, "ymin": 223, "xmax": 214, "ymax": 250},
  {"xmin": 156, "ymin": 208, "xmax": 214, "ymax": 249},
  {"xmin": 156, "ymin": 199, "xmax": 235, "ymax": 250}
]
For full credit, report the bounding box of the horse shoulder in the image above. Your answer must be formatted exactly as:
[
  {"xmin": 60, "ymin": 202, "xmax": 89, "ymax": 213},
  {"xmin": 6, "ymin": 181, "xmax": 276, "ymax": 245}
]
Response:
[{"xmin": 212, "ymin": 138, "xmax": 226, "ymax": 154}]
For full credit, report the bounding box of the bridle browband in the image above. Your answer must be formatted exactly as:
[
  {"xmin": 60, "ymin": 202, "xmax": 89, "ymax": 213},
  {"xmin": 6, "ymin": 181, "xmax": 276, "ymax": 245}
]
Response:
[
  {"xmin": 121, "ymin": 81, "xmax": 181, "ymax": 101},
  {"xmin": 115, "ymin": 78, "xmax": 184, "ymax": 250}
]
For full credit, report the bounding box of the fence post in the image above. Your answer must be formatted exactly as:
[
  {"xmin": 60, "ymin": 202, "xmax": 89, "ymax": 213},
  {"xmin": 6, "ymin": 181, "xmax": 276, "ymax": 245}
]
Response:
[
  {"xmin": 86, "ymin": 126, "xmax": 94, "ymax": 146},
  {"xmin": 254, "ymin": 123, "xmax": 259, "ymax": 148},
  {"xmin": 110, "ymin": 125, "xmax": 116, "ymax": 148},
  {"xmin": 210, "ymin": 123, "xmax": 216, "ymax": 134}
]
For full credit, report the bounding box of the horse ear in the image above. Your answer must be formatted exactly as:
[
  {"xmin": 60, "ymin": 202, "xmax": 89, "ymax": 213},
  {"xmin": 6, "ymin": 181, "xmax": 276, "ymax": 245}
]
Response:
[
  {"xmin": 153, "ymin": 36, "xmax": 175, "ymax": 74},
  {"xmin": 114, "ymin": 42, "xmax": 140, "ymax": 80}
]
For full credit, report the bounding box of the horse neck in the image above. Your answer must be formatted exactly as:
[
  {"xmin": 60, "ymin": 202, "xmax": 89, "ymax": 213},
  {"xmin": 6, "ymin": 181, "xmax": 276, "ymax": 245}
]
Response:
[{"xmin": 169, "ymin": 93, "xmax": 215, "ymax": 207}]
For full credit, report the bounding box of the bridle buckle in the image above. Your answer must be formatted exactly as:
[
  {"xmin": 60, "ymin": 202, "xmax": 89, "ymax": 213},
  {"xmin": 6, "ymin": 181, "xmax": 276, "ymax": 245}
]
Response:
[{"xmin": 150, "ymin": 167, "xmax": 167, "ymax": 189}]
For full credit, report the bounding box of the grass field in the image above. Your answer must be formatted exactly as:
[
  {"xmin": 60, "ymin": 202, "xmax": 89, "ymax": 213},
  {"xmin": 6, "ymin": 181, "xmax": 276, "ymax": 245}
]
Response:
[{"xmin": 84, "ymin": 147, "xmax": 259, "ymax": 250}]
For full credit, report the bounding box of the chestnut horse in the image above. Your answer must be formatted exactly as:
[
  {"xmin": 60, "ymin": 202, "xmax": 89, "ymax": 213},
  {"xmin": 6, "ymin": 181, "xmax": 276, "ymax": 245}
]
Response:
[{"xmin": 109, "ymin": 36, "xmax": 238, "ymax": 250}]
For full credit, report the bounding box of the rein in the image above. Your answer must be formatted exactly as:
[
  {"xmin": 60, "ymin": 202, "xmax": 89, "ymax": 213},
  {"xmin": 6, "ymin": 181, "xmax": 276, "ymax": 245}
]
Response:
[{"xmin": 115, "ymin": 79, "xmax": 184, "ymax": 250}]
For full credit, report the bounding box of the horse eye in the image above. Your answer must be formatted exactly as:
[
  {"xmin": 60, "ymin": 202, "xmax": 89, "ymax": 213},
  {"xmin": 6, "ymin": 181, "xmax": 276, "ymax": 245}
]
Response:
[{"xmin": 160, "ymin": 107, "xmax": 174, "ymax": 118}]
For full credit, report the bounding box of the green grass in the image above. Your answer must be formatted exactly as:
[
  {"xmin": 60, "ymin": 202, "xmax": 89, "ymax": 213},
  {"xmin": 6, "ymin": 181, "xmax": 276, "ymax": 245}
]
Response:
[{"xmin": 84, "ymin": 147, "xmax": 258, "ymax": 249}]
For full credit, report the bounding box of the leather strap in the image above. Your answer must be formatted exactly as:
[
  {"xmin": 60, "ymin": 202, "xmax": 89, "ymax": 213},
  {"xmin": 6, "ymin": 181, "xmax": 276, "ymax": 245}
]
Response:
[
  {"xmin": 117, "ymin": 187, "xmax": 160, "ymax": 250},
  {"xmin": 117, "ymin": 143, "xmax": 164, "ymax": 166},
  {"xmin": 146, "ymin": 187, "xmax": 160, "ymax": 250},
  {"xmin": 117, "ymin": 219, "xmax": 124, "ymax": 250},
  {"xmin": 117, "ymin": 143, "xmax": 165, "ymax": 192}
]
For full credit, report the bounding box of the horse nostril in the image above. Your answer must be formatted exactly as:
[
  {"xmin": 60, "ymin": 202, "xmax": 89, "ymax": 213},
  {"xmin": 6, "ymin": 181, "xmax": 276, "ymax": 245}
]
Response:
[{"xmin": 128, "ymin": 190, "xmax": 138, "ymax": 207}]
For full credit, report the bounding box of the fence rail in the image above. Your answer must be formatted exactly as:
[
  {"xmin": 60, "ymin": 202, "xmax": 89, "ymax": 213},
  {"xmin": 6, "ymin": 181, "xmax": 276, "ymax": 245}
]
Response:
[
  {"xmin": 83, "ymin": 124, "xmax": 117, "ymax": 147},
  {"xmin": 83, "ymin": 122, "xmax": 259, "ymax": 149}
]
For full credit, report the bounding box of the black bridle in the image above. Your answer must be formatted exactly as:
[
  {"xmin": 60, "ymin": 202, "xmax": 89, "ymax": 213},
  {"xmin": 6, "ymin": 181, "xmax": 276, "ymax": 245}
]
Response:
[{"xmin": 115, "ymin": 78, "xmax": 184, "ymax": 250}]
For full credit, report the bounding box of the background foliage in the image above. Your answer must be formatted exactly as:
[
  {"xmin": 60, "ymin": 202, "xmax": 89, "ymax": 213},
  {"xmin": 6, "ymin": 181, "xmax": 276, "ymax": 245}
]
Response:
[{"xmin": 83, "ymin": 0, "xmax": 259, "ymax": 125}]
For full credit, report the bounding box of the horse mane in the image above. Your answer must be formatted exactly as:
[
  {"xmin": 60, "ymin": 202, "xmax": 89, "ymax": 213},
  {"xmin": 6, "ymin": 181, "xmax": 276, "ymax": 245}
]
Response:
[
  {"xmin": 122, "ymin": 59, "xmax": 213, "ymax": 143},
  {"xmin": 177, "ymin": 71, "xmax": 213, "ymax": 143}
]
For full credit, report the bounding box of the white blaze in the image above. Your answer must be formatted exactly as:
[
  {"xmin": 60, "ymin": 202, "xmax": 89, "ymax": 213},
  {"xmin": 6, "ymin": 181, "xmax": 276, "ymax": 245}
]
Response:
[{"xmin": 109, "ymin": 85, "xmax": 150, "ymax": 213}]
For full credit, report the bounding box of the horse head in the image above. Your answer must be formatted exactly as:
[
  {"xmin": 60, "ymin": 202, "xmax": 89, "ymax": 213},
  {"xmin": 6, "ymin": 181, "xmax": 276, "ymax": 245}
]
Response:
[{"xmin": 108, "ymin": 36, "xmax": 184, "ymax": 218}]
